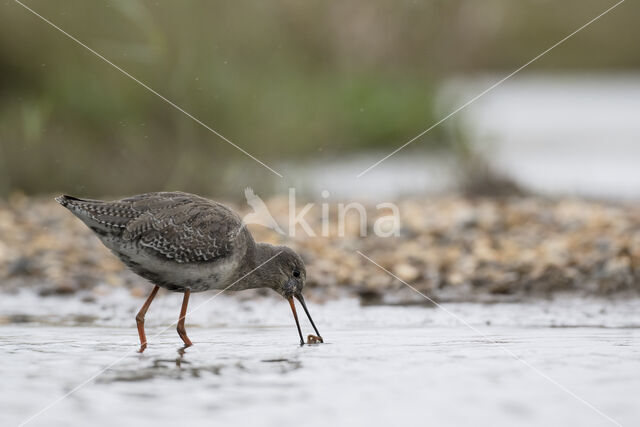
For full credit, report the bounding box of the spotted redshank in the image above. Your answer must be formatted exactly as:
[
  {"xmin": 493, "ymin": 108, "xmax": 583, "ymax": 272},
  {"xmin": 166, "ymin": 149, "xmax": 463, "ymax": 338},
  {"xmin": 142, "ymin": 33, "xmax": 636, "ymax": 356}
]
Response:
[{"xmin": 56, "ymin": 192, "xmax": 322, "ymax": 351}]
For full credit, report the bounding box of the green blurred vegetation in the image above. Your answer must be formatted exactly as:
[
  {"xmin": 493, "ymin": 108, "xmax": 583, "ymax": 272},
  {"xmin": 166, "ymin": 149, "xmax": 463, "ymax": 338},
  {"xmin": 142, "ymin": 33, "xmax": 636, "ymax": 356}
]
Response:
[{"xmin": 1, "ymin": 0, "xmax": 639, "ymax": 197}]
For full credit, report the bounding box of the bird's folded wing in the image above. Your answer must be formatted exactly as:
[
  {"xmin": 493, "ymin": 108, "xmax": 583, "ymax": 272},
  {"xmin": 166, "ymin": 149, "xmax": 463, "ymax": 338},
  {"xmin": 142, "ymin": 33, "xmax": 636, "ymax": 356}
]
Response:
[{"xmin": 121, "ymin": 193, "xmax": 245, "ymax": 263}]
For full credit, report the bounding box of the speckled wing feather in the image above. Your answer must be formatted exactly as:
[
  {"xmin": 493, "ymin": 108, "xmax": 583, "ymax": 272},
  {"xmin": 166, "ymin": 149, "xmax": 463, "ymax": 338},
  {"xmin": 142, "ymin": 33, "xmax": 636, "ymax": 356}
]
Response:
[
  {"xmin": 122, "ymin": 192, "xmax": 245, "ymax": 263},
  {"xmin": 57, "ymin": 192, "xmax": 246, "ymax": 264}
]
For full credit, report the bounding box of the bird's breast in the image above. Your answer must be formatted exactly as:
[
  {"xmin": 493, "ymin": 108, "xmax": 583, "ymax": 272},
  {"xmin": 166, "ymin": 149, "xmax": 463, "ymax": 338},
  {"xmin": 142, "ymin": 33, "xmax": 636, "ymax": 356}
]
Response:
[{"xmin": 102, "ymin": 237, "xmax": 242, "ymax": 293}]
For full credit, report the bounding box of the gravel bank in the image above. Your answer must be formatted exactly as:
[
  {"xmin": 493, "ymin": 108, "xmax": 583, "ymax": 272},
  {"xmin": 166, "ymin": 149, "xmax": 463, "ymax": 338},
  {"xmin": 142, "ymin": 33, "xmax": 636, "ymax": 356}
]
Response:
[{"xmin": 1, "ymin": 194, "xmax": 639, "ymax": 303}]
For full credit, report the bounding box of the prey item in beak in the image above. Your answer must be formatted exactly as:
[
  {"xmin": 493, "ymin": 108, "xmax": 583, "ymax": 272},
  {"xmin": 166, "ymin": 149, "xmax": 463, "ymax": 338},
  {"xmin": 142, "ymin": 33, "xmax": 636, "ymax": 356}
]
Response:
[{"xmin": 287, "ymin": 295, "xmax": 324, "ymax": 345}]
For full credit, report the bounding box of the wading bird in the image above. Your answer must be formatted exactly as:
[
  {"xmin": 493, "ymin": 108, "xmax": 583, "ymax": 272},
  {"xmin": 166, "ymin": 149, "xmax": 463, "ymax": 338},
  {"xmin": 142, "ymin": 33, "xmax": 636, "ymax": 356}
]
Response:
[{"xmin": 56, "ymin": 192, "xmax": 322, "ymax": 352}]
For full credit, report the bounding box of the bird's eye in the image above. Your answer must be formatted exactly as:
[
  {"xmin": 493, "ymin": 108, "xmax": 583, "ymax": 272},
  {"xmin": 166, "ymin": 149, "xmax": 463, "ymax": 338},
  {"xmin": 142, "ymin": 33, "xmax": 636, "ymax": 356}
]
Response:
[{"xmin": 293, "ymin": 270, "xmax": 301, "ymax": 278}]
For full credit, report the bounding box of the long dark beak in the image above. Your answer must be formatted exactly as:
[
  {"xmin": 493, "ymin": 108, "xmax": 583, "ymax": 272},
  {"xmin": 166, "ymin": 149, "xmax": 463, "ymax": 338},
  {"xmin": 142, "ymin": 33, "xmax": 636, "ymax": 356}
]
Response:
[
  {"xmin": 287, "ymin": 296, "xmax": 305, "ymax": 345},
  {"xmin": 295, "ymin": 294, "xmax": 323, "ymax": 343}
]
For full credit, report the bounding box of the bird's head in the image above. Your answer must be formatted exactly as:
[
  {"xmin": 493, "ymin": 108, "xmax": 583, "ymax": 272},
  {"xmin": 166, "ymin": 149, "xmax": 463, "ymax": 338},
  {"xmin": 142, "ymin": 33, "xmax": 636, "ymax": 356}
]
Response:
[
  {"xmin": 258, "ymin": 244, "xmax": 306, "ymax": 299},
  {"xmin": 255, "ymin": 243, "xmax": 322, "ymax": 344}
]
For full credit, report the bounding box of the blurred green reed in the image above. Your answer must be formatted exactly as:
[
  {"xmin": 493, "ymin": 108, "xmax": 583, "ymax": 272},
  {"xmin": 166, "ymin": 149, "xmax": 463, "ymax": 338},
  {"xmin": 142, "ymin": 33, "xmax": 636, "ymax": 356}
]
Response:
[{"xmin": 0, "ymin": 0, "xmax": 638, "ymax": 197}]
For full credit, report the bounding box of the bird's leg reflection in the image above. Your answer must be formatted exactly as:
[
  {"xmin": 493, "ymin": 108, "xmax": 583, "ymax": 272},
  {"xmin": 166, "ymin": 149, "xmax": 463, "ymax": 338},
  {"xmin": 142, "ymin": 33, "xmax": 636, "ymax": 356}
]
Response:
[{"xmin": 176, "ymin": 345, "xmax": 190, "ymax": 366}]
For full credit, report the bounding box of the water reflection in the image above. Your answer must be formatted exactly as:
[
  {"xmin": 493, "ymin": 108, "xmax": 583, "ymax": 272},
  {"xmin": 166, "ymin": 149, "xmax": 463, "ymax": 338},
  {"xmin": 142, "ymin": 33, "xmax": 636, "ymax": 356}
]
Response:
[{"xmin": 96, "ymin": 348, "xmax": 303, "ymax": 384}]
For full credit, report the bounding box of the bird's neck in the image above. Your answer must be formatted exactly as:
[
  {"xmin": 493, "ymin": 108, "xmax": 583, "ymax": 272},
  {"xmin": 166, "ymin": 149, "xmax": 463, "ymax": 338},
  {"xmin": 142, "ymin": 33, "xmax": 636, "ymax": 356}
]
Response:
[{"xmin": 234, "ymin": 242, "xmax": 280, "ymax": 290}]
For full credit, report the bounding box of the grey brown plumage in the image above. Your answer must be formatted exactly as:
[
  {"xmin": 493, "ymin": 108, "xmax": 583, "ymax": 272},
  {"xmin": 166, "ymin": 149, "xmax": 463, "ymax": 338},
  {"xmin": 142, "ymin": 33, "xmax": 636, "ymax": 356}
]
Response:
[
  {"xmin": 56, "ymin": 192, "xmax": 255, "ymax": 293},
  {"xmin": 56, "ymin": 192, "xmax": 244, "ymax": 263},
  {"xmin": 56, "ymin": 191, "xmax": 323, "ymax": 350}
]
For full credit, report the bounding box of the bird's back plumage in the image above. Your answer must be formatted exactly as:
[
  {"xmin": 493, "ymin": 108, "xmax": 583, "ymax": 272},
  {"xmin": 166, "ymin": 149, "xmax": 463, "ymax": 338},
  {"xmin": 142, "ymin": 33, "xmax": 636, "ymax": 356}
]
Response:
[
  {"xmin": 57, "ymin": 192, "xmax": 248, "ymax": 264},
  {"xmin": 56, "ymin": 192, "xmax": 255, "ymax": 292}
]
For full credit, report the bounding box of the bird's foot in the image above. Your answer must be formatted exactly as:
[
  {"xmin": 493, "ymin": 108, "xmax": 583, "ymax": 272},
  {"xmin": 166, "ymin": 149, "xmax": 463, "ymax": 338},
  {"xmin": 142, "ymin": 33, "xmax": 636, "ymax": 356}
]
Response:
[
  {"xmin": 177, "ymin": 345, "xmax": 190, "ymax": 358},
  {"xmin": 138, "ymin": 343, "xmax": 147, "ymax": 353}
]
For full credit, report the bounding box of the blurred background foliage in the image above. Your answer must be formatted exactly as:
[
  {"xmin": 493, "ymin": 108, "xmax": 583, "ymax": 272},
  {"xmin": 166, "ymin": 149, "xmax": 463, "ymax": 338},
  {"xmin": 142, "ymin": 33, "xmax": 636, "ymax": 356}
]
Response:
[{"xmin": 1, "ymin": 0, "xmax": 639, "ymax": 197}]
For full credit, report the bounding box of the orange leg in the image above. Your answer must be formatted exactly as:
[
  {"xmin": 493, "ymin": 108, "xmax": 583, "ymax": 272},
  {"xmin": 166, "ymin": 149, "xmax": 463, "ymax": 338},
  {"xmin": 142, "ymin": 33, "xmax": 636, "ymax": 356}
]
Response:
[
  {"xmin": 177, "ymin": 290, "xmax": 193, "ymax": 348},
  {"xmin": 136, "ymin": 285, "xmax": 160, "ymax": 353}
]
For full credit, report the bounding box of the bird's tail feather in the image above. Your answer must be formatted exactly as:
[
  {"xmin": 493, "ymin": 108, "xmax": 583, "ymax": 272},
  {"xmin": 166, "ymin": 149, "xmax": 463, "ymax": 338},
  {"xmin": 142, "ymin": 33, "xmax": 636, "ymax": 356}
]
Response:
[
  {"xmin": 55, "ymin": 194, "xmax": 129, "ymax": 232},
  {"xmin": 56, "ymin": 194, "xmax": 84, "ymax": 206}
]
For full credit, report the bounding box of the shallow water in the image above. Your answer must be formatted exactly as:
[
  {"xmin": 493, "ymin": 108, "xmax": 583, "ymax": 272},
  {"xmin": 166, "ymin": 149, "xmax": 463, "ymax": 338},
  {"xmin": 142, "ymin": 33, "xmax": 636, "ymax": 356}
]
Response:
[
  {"xmin": 293, "ymin": 73, "xmax": 640, "ymax": 200},
  {"xmin": 1, "ymin": 292, "xmax": 639, "ymax": 427}
]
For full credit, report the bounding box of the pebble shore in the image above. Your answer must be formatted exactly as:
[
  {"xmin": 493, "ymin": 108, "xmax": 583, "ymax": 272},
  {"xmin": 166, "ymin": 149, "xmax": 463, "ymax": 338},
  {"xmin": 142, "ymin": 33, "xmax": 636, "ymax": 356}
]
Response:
[{"xmin": 1, "ymin": 194, "xmax": 638, "ymax": 304}]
